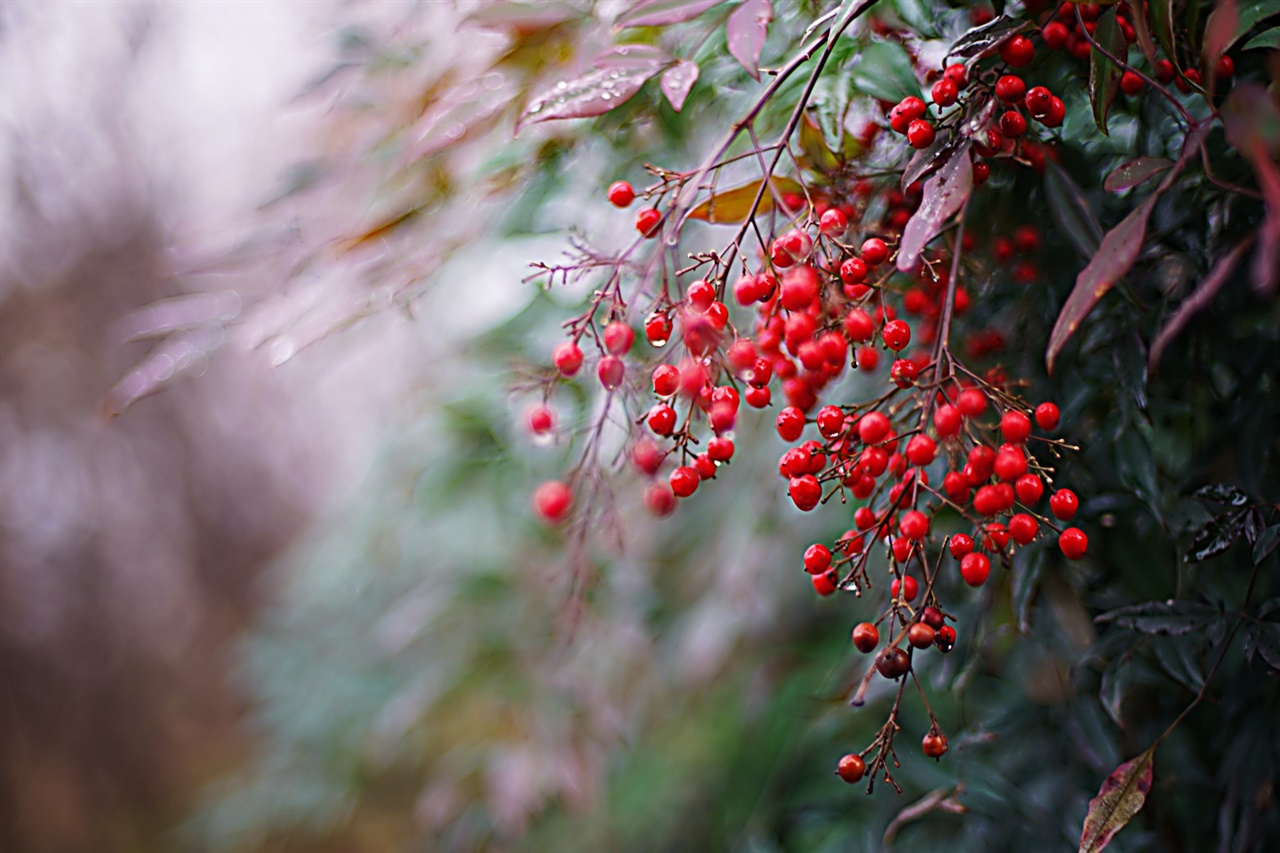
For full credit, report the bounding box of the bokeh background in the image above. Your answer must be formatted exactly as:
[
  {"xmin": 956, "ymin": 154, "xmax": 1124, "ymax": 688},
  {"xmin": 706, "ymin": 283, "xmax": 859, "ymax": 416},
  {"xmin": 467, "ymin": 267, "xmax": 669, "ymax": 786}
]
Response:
[{"xmin": 3, "ymin": 2, "xmax": 1278, "ymax": 852}]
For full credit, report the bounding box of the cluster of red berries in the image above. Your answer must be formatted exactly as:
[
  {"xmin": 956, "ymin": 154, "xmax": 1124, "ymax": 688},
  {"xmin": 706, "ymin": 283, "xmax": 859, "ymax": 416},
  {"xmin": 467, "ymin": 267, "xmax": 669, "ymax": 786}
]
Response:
[{"xmin": 1038, "ymin": 2, "xmax": 1234, "ymax": 95}]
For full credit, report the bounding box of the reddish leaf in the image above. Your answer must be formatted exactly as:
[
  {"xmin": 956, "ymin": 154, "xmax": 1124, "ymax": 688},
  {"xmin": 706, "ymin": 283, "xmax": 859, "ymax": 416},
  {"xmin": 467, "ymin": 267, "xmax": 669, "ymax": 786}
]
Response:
[
  {"xmin": 1089, "ymin": 7, "xmax": 1126, "ymax": 135},
  {"xmin": 1149, "ymin": 236, "xmax": 1254, "ymax": 371},
  {"xmin": 1078, "ymin": 749, "xmax": 1155, "ymax": 853},
  {"xmin": 1046, "ymin": 194, "xmax": 1157, "ymax": 373},
  {"xmin": 687, "ymin": 177, "xmax": 804, "ymax": 224},
  {"xmin": 464, "ymin": 2, "xmax": 585, "ymax": 35},
  {"xmin": 896, "ymin": 142, "xmax": 973, "ymax": 272},
  {"xmin": 726, "ymin": 0, "xmax": 772, "ymax": 80},
  {"xmin": 1202, "ymin": 0, "xmax": 1238, "ymax": 86},
  {"xmin": 660, "ymin": 59, "xmax": 699, "ymax": 111},
  {"xmin": 617, "ymin": 0, "xmax": 726, "ymax": 28},
  {"xmin": 593, "ymin": 43, "xmax": 672, "ymax": 70},
  {"xmin": 518, "ymin": 53, "xmax": 668, "ymax": 130},
  {"xmin": 1103, "ymin": 157, "xmax": 1174, "ymax": 192},
  {"xmin": 1223, "ymin": 83, "xmax": 1280, "ymax": 294},
  {"xmin": 1124, "ymin": 0, "xmax": 1158, "ymax": 63}
]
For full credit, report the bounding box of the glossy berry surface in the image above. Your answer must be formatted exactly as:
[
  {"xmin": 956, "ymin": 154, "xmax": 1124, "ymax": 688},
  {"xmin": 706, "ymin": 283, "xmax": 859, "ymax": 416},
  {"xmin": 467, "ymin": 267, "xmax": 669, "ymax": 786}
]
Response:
[{"xmin": 607, "ymin": 180, "xmax": 635, "ymax": 207}]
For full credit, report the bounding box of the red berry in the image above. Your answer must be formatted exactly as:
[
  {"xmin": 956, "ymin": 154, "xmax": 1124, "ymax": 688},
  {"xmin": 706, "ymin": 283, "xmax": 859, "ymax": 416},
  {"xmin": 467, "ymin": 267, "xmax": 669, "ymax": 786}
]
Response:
[
  {"xmin": 553, "ymin": 341, "xmax": 583, "ymax": 377},
  {"xmin": 603, "ymin": 321, "xmax": 634, "ymax": 355},
  {"xmin": 888, "ymin": 96, "xmax": 928, "ymax": 133},
  {"xmin": 843, "ymin": 308, "xmax": 874, "ymax": 342},
  {"xmin": 1215, "ymin": 54, "xmax": 1234, "ymax": 79},
  {"xmin": 891, "ymin": 536, "xmax": 913, "ymax": 563},
  {"xmin": 820, "ymin": 208, "xmax": 848, "ymax": 236},
  {"xmin": 907, "ymin": 119, "xmax": 936, "ymax": 149},
  {"xmin": 875, "ymin": 646, "xmax": 911, "ymax": 678},
  {"xmin": 1015, "ymin": 473, "xmax": 1044, "ymax": 505},
  {"xmin": 644, "ymin": 482, "xmax": 677, "ymax": 516},
  {"xmin": 837, "ymin": 753, "xmax": 866, "ymax": 783},
  {"xmin": 1025, "ymin": 86, "xmax": 1052, "ymax": 118},
  {"xmin": 687, "ymin": 279, "xmax": 715, "ymax": 311},
  {"xmin": 934, "ymin": 404, "xmax": 961, "ymax": 439},
  {"xmin": 1120, "ymin": 71, "xmax": 1144, "ymax": 96},
  {"xmin": 693, "ymin": 453, "xmax": 717, "ymax": 480},
  {"xmin": 994, "ymin": 447, "xmax": 1027, "ymax": 481},
  {"xmin": 707, "ymin": 437, "xmax": 734, "ymax": 462},
  {"xmin": 645, "ymin": 313, "xmax": 671, "ymax": 346},
  {"xmin": 776, "ymin": 406, "xmax": 806, "ymax": 441},
  {"xmin": 995, "ymin": 75, "xmax": 1026, "ymax": 104},
  {"xmin": 607, "ymin": 180, "xmax": 635, "ymax": 207},
  {"xmin": 745, "ymin": 385, "xmax": 771, "ymax": 408},
  {"xmin": 960, "ymin": 552, "xmax": 990, "ymax": 587},
  {"xmin": 1059, "ymin": 527, "xmax": 1088, "ymax": 560},
  {"xmin": 957, "ymin": 388, "xmax": 987, "ymax": 417},
  {"xmin": 652, "ymin": 364, "xmax": 679, "ymax": 396},
  {"xmin": 1176, "ymin": 67, "xmax": 1202, "ymax": 94},
  {"xmin": 1040, "ymin": 96, "xmax": 1066, "ymax": 128},
  {"xmin": 812, "ymin": 569, "xmax": 838, "ymax": 596},
  {"xmin": 899, "ymin": 510, "xmax": 929, "ymax": 541},
  {"xmin": 935, "ymin": 624, "xmax": 956, "ymax": 652},
  {"xmin": 973, "ymin": 484, "xmax": 1003, "ymax": 516},
  {"xmin": 905, "ymin": 434, "xmax": 936, "ymax": 466},
  {"xmin": 968, "ymin": 445, "xmax": 996, "ymax": 479},
  {"xmin": 533, "ymin": 480, "xmax": 572, "ymax": 522},
  {"xmin": 527, "ymin": 405, "xmax": 555, "ymax": 436},
  {"xmin": 922, "ymin": 732, "xmax": 949, "ymax": 758},
  {"xmin": 861, "ymin": 238, "xmax": 889, "ymax": 266},
  {"xmin": 1155, "ymin": 59, "xmax": 1175, "ymax": 83},
  {"xmin": 882, "ymin": 319, "xmax": 911, "ymax": 351},
  {"xmin": 789, "ymin": 475, "xmax": 822, "ymax": 511},
  {"xmin": 944, "ymin": 63, "xmax": 968, "ymax": 89},
  {"xmin": 1001, "ymin": 410, "xmax": 1032, "ymax": 444},
  {"xmin": 854, "ymin": 505, "xmax": 877, "ymax": 530},
  {"xmin": 804, "ymin": 543, "xmax": 833, "ymax": 573},
  {"xmin": 1043, "ymin": 21, "xmax": 1069, "ymax": 50},
  {"xmin": 890, "ymin": 358, "xmax": 919, "ymax": 389},
  {"xmin": 1008, "ymin": 512, "xmax": 1039, "ymax": 545},
  {"xmin": 647, "ymin": 404, "xmax": 677, "ymax": 436},
  {"xmin": 944, "ymin": 471, "xmax": 970, "ymax": 503},
  {"xmin": 598, "ymin": 355, "xmax": 625, "ymax": 390},
  {"xmin": 908, "ymin": 622, "xmax": 936, "ymax": 649},
  {"xmin": 921, "ymin": 606, "xmax": 945, "ymax": 630},
  {"xmin": 1049, "ymin": 489, "xmax": 1079, "ymax": 521},
  {"xmin": 999, "ymin": 34, "xmax": 1035, "ymax": 67},
  {"xmin": 891, "ymin": 574, "xmax": 919, "ymax": 602},
  {"xmin": 858, "ymin": 411, "xmax": 891, "ymax": 444},
  {"xmin": 816, "ymin": 405, "xmax": 845, "ymax": 439},
  {"xmin": 1013, "ymin": 224, "xmax": 1041, "ymax": 253},
  {"xmin": 999, "ymin": 110, "xmax": 1027, "ymax": 138},
  {"xmin": 949, "ymin": 533, "xmax": 975, "ymax": 558},
  {"xmin": 852, "ymin": 622, "xmax": 879, "ymax": 653},
  {"xmin": 840, "ymin": 257, "xmax": 868, "ymax": 286},
  {"xmin": 1034, "ymin": 402, "xmax": 1060, "ymax": 431},
  {"xmin": 670, "ymin": 465, "xmax": 700, "ymax": 498},
  {"xmin": 635, "ymin": 207, "xmax": 662, "ymax": 237},
  {"xmin": 632, "ymin": 438, "xmax": 663, "ymax": 475},
  {"xmin": 931, "ymin": 78, "xmax": 958, "ymax": 108}
]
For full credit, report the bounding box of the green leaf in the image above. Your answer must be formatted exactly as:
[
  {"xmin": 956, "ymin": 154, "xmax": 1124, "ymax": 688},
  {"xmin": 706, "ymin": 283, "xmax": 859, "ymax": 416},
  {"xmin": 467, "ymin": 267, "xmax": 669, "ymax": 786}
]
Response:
[
  {"xmin": 1192, "ymin": 483, "xmax": 1251, "ymax": 506},
  {"xmin": 1150, "ymin": 0, "xmax": 1177, "ymax": 65},
  {"xmin": 1207, "ymin": 0, "xmax": 1280, "ymax": 54},
  {"xmin": 1243, "ymin": 623, "xmax": 1280, "ymax": 669},
  {"xmin": 1242, "ymin": 24, "xmax": 1280, "ymax": 49},
  {"xmin": 849, "ymin": 40, "xmax": 920, "ymax": 103},
  {"xmin": 1089, "ymin": 7, "xmax": 1127, "ymax": 136},
  {"xmin": 1253, "ymin": 524, "xmax": 1280, "ymax": 564},
  {"xmin": 1103, "ymin": 157, "xmax": 1174, "ymax": 193},
  {"xmin": 1152, "ymin": 636, "xmax": 1205, "ymax": 693},
  {"xmin": 1097, "ymin": 601, "xmax": 1220, "ymax": 635},
  {"xmin": 1099, "ymin": 654, "xmax": 1132, "ymax": 728},
  {"xmin": 1045, "ymin": 161, "xmax": 1104, "ymax": 259},
  {"xmin": 1012, "ymin": 547, "xmax": 1044, "ymax": 634},
  {"xmin": 1078, "ymin": 749, "xmax": 1155, "ymax": 853}
]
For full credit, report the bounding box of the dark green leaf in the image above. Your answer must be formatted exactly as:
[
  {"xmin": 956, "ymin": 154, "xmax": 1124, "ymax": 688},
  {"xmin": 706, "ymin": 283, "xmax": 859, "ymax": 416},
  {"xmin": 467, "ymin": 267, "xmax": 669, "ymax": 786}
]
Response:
[
  {"xmin": 1253, "ymin": 525, "xmax": 1280, "ymax": 564},
  {"xmin": 1045, "ymin": 162, "xmax": 1104, "ymax": 259},
  {"xmin": 1152, "ymin": 636, "xmax": 1205, "ymax": 693},
  {"xmin": 1100, "ymin": 655, "xmax": 1132, "ymax": 728},
  {"xmin": 1097, "ymin": 600, "xmax": 1220, "ymax": 635},
  {"xmin": 1187, "ymin": 510, "xmax": 1249, "ymax": 562},
  {"xmin": 1242, "ymin": 24, "xmax": 1280, "ymax": 50},
  {"xmin": 1243, "ymin": 623, "xmax": 1280, "ymax": 669},
  {"xmin": 1150, "ymin": 0, "xmax": 1177, "ymax": 65},
  {"xmin": 1012, "ymin": 547, "xmax": 1044, "ymax": 634},
  {"xmin": 1208, "ymin": 0, "xmax": 1280, "ymax": 54},
  {"xmin": 850, "ymin": 41, "xmax": 920, "ymax": 103},
  {"xmin": 1192, "ymin": 484, "xmax": 1250, "ymax": 506},
  {"xmin": 1088, "ymin": 7, "xmax": 1127, "ymax": 135},
  {"xmin": 1104, "ymin": 157, "xmax": 1174, "ymax": 193}
]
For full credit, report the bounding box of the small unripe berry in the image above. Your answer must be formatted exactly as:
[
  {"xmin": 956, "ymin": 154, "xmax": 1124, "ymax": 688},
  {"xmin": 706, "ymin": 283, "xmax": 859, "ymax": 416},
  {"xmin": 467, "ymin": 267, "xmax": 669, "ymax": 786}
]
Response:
[
  {"xmin": 607, "ymin": 180, "xmax": 635, "ymax": 207},
  {"xmin": 852, "ymin": 622, "xmax": 879, "ymax": 653},
  {"xmin": 1059, "ymin": 527, "xmax": 1088, "ymax": 559}
]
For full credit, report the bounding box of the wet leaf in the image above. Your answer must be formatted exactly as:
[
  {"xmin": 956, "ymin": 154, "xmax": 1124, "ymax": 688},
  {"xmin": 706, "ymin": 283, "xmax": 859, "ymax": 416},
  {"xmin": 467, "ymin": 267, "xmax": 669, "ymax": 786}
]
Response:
[
  {"xmin": 617, "ymin": 0, "xmax": 726, "ymax": 28},
  {"xmin": 1242, "ymin": 24, "xmax": 1280, "ymax": 50},
  {"xmin": 1097, "ymin": 601, "xmax": 1220, "ymax": 635},
  {"xmin": 1089, "ymin": 7, "xmax": 1127, "ymax": 135},
  {"xmin": 1078, "ymin": 749, "xmax": 1155, "ymax": 853},
  {"xmin": 465, "ymin": 2, "xmax": 585, "ymax": 34},
  {"xmin": 726, "ymin": 0, "xmax": 771, "ymax": 81},
  {"xmin": 1252, "ymin": 524, "xmax": 1280, "ymax": 564},
  {"xmin": 1187, "ymin": 510, "xmax": 1249, "ymax": 561},
  {"xmin": 1045, "ymin": 161, "xmax": 1104, "ymax": 259},
  {"xmin": 518, "ymin": 56, "xmax": 668, "ymax": 130},
  {"xmin": 1047, "ymin": 194, "xmax": 1156, "ymax": 373},
  {"xmin": 660, "ymin": 59, "xmax": 699, "ymax": 111},
  {"xmin": 945, "ymin": 14, "xmax": 1028, "ymax": 65},
  {"xmin": 1149, "ymin": 236, "xmax": 1253, "ymax": 371},
  {"xmin": 1193, "ymin": 483, "xmax": 1250, "ymax": 506},
  {"xmin": 1104, "ymin": 157, "xmax": 1174, "ymax": 193},
  {"xmin": 687, "ymin": 177, "xmax": 805, "ymax": 224},
  {"xmin": 901, "ymin": 131, "xmax": 959, "ymax": 190},
  {"xmin": 896, "ymin": 141, "xmax": 973, "ymax": 272}
]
